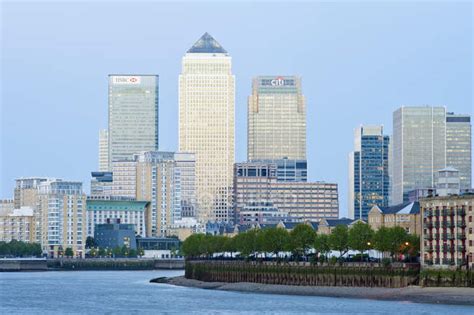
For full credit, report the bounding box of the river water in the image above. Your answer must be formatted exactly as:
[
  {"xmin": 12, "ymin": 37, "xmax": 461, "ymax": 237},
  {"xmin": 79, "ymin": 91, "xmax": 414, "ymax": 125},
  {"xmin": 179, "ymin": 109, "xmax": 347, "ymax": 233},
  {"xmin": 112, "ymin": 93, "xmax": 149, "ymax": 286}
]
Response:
[{"xmin": 0, "ymin": 270, "xmax": 472, "ymax": 314}]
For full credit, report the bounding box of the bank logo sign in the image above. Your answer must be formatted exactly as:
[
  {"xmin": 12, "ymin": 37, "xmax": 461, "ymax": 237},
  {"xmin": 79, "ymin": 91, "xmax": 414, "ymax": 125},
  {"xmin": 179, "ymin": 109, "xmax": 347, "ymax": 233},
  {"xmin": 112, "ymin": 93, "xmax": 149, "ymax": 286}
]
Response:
[
  {"xmin": 112, "ymin": 76, "xmax": 141, "ymax": 85},
  {"xmin": 261, "ymin": 76, "xmax": 295, "ymax": 87}
]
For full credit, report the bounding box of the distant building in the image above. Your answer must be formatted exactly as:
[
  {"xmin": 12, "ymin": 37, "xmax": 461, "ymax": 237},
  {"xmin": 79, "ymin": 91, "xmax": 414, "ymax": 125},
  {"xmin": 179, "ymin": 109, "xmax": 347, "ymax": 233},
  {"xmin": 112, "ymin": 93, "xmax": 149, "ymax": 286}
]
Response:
[
  {"xmin": 37, "ymin": 179, "xmax": 86, "ymax": 258},
  {"xmin": 14, "ymin": 177, "xmax": 48, "ymax": 209},
  {"xmin": 108, "ymin": 75, "xmax": 159, "ymax": 168},
  {"xmin": 110, "ymin": 160, "xmax": 137, "ymax": 198},
  {"xmin": 392, "ymin": 106, "xmax": 446, "ymax": 205},
  {"xmin": 435, "ymin": 167, "xmax": 461, "ymax": 197},
  {"xmin": 421, "ymin": 195, "xmax": 473, "ymax": 269},
  {"xmin": 136, "ymin": 237, "xmax": 181, "ymax": 259},
  {"xmin": 407, "ymin": 188, "xmax": 436, "ymax": 203},
  {"xmin": 368, "ymin": 202, "xmax": 421, "ymax": 235},
  {"xmin": 233, "ymin": 162, "xmax": 339, "ymax": 223},
  {"xmin": 179, "ymin": 33, "xmax": 235, "ymax": 223},
  {"xmin": 0, "ymin": 199, "xmax": 14, "ymax": 215},
  {"xmin": 446, "ymin": 113, "xmax": 471, "ymax": 189},
  {"xmin": 238, "ymin": 202, "xmax": 288, "ymax": 225},
  {"xmin": 165, "ymin": 217, "xmax": 205, "ymax": 241},
  {"xmin": 251, "ymin": 158, "xmax": 307, "ymax": 182},
  {"xmin": 86, "ymin": 199, "xmax": 149, "ymax": 237},
  {"xmin": 248, "ymin": 75, "xmax": 306, "ymax": 161},
  {"xmin": 95, "ymin": 219, "xmax": 137, "ymax": 250},
  {"xmin": 98, "ymin": 129, "xmax": 109, "ymax": 172},
  {"xmin": 0, "ymin": 207, "xmax": 35, "ymax": 243},
  {"xmin": 317, "ymin": 218, "xmax": 360, "ymax": 235},
  {"xmin": 349, "ymin": 125, "xmax": 390, "ymax": 220},
  {"xmin": 90, "ymin": 171, "xmax": 113, "ymax": 197},
  {"xmin": 174, "ymin": 152, "xmax": 197, "ymax": 218}
]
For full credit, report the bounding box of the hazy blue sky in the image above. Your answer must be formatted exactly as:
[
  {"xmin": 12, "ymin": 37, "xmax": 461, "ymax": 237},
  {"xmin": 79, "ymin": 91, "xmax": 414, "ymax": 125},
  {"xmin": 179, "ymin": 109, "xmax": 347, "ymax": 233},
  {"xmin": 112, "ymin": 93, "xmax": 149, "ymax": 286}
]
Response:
[{"xmin": 1, "ymin": 1, "xmax": 472, "ymax": 217}]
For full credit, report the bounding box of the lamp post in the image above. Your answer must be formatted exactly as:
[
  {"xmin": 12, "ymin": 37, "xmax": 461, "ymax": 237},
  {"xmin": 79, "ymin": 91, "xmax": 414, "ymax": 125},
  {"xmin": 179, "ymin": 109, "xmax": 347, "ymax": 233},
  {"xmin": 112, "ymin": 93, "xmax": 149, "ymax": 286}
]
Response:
[{"xmin": 367, "ymin": 242, "xmax": 372, "ymax": 262}]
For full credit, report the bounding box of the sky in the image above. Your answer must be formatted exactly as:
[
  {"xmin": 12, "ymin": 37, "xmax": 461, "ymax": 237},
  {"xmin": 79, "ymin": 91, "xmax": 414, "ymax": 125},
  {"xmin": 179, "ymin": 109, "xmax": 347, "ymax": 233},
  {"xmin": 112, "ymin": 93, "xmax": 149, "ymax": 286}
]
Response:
[{"xmin": 1, "ymin": 1, "xmax": 472, "ymax": 217}]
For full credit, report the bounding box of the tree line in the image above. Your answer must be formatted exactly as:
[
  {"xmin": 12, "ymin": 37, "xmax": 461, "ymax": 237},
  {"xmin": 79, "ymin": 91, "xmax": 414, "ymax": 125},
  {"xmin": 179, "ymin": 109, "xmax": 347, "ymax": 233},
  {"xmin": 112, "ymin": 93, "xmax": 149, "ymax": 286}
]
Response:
[
  {"xmin": 182, "ymin": 222, "xmax": 419, "ymax": 262},
  {"xmin": 0, "ymin": 240, "xmax": 42, "ymax": 257}
]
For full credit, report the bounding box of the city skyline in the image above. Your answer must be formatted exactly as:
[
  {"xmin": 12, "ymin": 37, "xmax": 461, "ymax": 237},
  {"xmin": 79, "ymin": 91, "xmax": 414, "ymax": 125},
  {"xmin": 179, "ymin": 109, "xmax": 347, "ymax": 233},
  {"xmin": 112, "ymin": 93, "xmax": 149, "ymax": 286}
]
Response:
[{"xmin": 2, "ymin": 1, "xmax": 472, "ymax": 217}]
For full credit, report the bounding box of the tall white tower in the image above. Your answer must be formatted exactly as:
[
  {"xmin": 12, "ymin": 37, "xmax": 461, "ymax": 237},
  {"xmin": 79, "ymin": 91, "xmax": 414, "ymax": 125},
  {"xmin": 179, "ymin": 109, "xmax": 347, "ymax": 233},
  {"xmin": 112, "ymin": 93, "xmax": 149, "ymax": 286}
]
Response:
[{"xmin": 178, "ymin": 33, "xmax": 235, "ymax": 222}]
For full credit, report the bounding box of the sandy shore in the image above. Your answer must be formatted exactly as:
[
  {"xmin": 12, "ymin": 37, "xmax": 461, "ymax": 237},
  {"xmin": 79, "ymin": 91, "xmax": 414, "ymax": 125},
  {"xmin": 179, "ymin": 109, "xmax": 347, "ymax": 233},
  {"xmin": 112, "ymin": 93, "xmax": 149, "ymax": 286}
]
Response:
[{"xmin": 162, "ymin": 276, "xmax": 474, "ymax": 306}]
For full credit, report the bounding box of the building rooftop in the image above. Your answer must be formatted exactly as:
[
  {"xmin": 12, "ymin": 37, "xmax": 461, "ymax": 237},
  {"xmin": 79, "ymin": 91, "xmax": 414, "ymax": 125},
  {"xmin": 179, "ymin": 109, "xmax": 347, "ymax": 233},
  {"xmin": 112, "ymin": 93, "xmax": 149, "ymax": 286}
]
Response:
[
  {"xmin": 378, "ymin": 202, "xmax": 420, "ymax": 215},
  {"xmin": 187, "ymin": 32, "xmax": 227, "ymax": 54}
]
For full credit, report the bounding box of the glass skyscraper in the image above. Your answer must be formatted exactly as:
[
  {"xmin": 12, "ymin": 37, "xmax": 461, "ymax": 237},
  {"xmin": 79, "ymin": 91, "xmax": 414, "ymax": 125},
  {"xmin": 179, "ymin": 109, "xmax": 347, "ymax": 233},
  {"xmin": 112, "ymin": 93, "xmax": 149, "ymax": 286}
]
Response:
[
  {"xmin": 248, "ymin": 76, "xmax": 306, "ymax": 161},
  {"xmin": 392, "ymin": 106, "xmax": 446, "ymax": 205},
  {"xmin": 446, "ymin": 113, "xmax": 471, "ymax": 189},
  {"xmin": 108, "ymin": 75, "xmax": 159, "ymax": 168},
  {"xmin": 349, "ymin": 125, "xmax": 390, "ymax": 220}
]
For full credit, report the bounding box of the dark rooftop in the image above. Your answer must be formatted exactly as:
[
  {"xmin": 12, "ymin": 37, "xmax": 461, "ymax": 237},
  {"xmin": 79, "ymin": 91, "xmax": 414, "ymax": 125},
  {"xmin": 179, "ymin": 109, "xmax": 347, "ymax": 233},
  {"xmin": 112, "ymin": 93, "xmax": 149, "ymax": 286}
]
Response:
[{"xmin": 187, "ymin": 32, "xmax": 227, "ymax": 54}]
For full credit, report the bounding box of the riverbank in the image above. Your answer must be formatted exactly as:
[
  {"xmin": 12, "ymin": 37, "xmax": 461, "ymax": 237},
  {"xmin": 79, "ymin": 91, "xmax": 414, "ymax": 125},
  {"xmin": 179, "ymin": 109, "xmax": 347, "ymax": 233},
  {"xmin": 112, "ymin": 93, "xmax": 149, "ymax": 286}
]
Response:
[{"xmin": 163, "ymin": 276, "xmax": 474, "ymax": 306}]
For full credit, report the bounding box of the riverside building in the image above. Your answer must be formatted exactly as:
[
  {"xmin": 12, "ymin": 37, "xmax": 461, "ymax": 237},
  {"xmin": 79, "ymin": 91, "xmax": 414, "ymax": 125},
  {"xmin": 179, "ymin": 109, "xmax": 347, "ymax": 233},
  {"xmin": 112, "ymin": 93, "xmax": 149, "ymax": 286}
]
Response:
[
  {"xmin": 179, "ymin": 33, "xmax": 235, "ymax": 223},
  {"xmin": 0, "ymin": 206, "xmax": 35, "ymax": 243},
  {"xmin": 348, "ymin": 125, "xmax": 390, "ymax": 220},
  {"xmin": 368, "ymin": 202, "xmax": 421, "ymax": 235},
  {"xmin": 421, "ymin": 195, "xmax": 474, "ymax": 269},
  {"xmin": 108, "ymin": 75, "xmax": 159, "ymax": 168}
]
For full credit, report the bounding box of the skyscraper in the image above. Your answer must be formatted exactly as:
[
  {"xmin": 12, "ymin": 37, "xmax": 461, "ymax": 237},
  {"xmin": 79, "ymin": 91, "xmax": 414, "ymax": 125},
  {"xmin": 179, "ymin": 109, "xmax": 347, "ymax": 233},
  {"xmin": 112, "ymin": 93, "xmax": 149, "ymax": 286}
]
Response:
[
  {"xmin": 348, "ymin": 125, "xmax": 390, "ymax": 220},
  {"xmin": 248, "ymin": 76, "xmax": 306, "ymax": 161},
  {"xmin": 179, "ymin": 33, "xmax": 235, "ymax": 222},
  {"xmin": 446, "ymin": 113, "xmax": 471, "ymax": 189},
  {"xmin": 392, "ymin": 106, "xmax": 446, "ymax": 205},
  {"xmin": 98, "ymin": 129, "xmax": 109, "ymax": 172},
  {"xmin": 108, "ymin": 75, "xmax": 159, "ymax": 168},
  {"xmin": 174, "ymin": 152, "xmax": 197, "ymax": 218}
]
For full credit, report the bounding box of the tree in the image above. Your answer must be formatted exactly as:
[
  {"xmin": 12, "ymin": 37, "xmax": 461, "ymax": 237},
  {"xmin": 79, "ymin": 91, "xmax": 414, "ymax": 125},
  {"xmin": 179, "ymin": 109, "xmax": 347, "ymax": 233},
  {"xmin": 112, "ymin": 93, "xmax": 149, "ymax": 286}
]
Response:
[
  {"xmin": 182, "ymin": 234, "xmax": 206, "ymax": 258},
  {"xmin": 85, "ymin": 236, "xmax": 97, "ymax": 249},
  {"xmin": 234, "ymin": 229, "xmax": 259, "ymax": 258},
  {"xmin": 261, "ymin": 227, "xmax": 290, "ymax": 258},
  {"xmin": 387, "ymin": 226, "xmax": 408, "ymax": 260},
  {"xmin": 98, "ymin": 247, "xmax": 106, "ymax": 257},
  {"xmin": 112, "ymin": 246, "xmax": 122, "ymax": 258},
  {"xmin": 137, "ymin": 248, "xmax": 145, "ymax": 258},
  {"xmin": 373, "ymin": 226, "xmax": 391, "ymax": 258},
  {"xmin": 128, "ymin": 248, "xmax": 137, "ymax": 258},
  {"xmin": 329, "ymin": 225, "xmax": 349, "ymax": 259},
  {"xmin": 314, "ymin": 234, "xmax": 331, "ymax": 261},
  {"xmin": 89, "ymin": 247, "xmax": 98, "ymax": 258},
  {"xmin": 289, "ymin": 224, "xmax": 316, "ymax": 259},
  {"xmin": 64, "ymin": 247, "xmax": 74, "ymax": 258},
  {"xmin": 348, "ymin": 221, "xmax": 373, "ymax": 260}
]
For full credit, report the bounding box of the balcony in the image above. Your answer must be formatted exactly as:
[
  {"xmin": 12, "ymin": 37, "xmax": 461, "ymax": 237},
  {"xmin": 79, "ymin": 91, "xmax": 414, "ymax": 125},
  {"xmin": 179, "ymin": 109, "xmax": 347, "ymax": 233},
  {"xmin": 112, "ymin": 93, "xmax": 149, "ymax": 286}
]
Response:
[
  {"xmin": 441, "ymin": 209, "xmax": 449, "ymax": 216},
  {"xmin": 457, "ymin": 245, "xmax": 466, "ymax": 252},
  {"xmin": 425, "ymin": 210, "xmax": 432, "ymax": 217},
  {"xmin": 457, "ymin": 220, "xmax": 466, "ymax": 228},
  {"xmin": 458, "ymin": 233, "xmax": 466, "ymax": 240},
  {"xmin": 442, "ymin": 245, "xmax": 452, "ymax": 252},
  {"xmin": 456, "ymin": 209, "xmax": 466, "ymax": 216},
  {"xmin": 434, "ymin": 222, "xmax": 440, "ymax": 228},
  {"xmin": 425, "ymin": 222, "xmax": 433, "ymax": 229},
  {"xmin": 426, "ymin": 247, "xmax": 434, "ymax": 253},
  {"xmin": 434, "ymin": 209, "xmax": 440, "ymax": 216},
  {"xmin": 424, "ymin": 234, "xmax": 433, "ymax": 240},
  {"xmin": 442, "ymin": 258, "xmax": 455, "ymax": 265}
]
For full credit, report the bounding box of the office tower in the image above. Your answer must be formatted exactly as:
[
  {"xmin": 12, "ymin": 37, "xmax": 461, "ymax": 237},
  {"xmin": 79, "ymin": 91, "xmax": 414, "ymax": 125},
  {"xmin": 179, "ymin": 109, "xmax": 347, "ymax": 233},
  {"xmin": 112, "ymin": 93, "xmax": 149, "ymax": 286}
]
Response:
[
  {"xmin": 234, "ymin": 162, "xmax": 339, "ymax": 223},
  {"xmin": 248, "ymin": 76, "xmax": 306, "ymax": 161},
  {"xmin": 446, "ymin": 113, "xmax": 471, "ymax": 189},
  {"xmin": 348, "ymin": 125, "xmax": 390, "ymax": 220},
  {"xmin": 251, "ymin": 158, "xmax": 307, "ymax": 182},
  {"xmin": 110, "ymin": 160, "xmax": 137, "ymax": 198},
  {"xmin": 135, "ymin": 151, "xmax": 182, "ymax": 237},
  {"xmin": 37, "ymin": 179, "xmax": 86, "ymax": 257},
  {"xmin": 174, "ymin": 152, "xmax": 197, "ymax": 218},
  {"xmin": 90, "ymin": 171, "xmax": 113, "ymax": 197},
  {"xmin": 108, "ymin": 75, "xmax": 159, "ymax": 167},
  {"xmin": 86, "ymin": 199, "xmax": 149, "ymax": 237},
  {"xmin": 179, "ymin": 33, "xmax": 235, "ymax": 222},
  {"xmin": 435, "ymin": 167, "xmax": 461, "ymax": 197},
  {"xmin": 98, "ymin": 129, "xmax": 109, "ymax": 172},
  {"xmin": 392, "ymin": 106, "xmax": 446, "ymax": 205}
]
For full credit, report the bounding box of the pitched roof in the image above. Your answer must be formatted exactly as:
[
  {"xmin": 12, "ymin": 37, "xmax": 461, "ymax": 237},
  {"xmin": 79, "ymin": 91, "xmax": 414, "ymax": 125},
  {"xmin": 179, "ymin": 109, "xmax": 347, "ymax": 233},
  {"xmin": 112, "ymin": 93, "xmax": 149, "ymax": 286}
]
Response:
[
  {"xmin": 378, "ymin": 202, "xmax": 420, "ymax": 215},
  {"xmin": 325, "ymin": 218, "xmax": 356, "ymax": 227},
  {"xmin": 187, "ymin": 32, "xmax": 227, "ymax": 54}
]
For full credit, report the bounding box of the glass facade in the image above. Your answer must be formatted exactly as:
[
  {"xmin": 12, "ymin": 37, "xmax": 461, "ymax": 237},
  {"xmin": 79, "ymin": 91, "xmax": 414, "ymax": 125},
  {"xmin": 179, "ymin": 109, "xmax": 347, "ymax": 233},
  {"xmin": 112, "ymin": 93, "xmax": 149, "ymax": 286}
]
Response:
[
  {"xmin": 251, "ymin": 158, "xmax": 307, "ymax": 182},
  {"xmin": 392, "ymin": 107, "xmax": 446, "ymax": 205},
  {"xmin": 349, "ymin": 126, "xmax": 389, "ymax": 220},
  {"xmin": 248, "ymin": 76, "xmax": 306, "ymax": 161},
  {"xmin": 446, "ymin": 113, "xmax": 471, "ymax": 189},
  {"xmin": 108, "ymin": 75, "xmax": 159, "ymax": 168}
]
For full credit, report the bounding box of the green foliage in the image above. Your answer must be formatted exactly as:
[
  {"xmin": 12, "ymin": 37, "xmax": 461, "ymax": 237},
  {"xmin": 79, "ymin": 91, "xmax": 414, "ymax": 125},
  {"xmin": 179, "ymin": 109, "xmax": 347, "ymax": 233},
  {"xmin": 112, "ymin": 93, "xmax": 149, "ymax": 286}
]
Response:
[
  {"xmin": 64, "ymin": 247, "xmax": 74, "ymax": 257},
  {"xmin": 314, "ymin": 234, "xmax": 331, "ymax": 258},
  {"xmin": 0, "ymin": 240, "xmax": 42, "ymax": 257},
  {"xmin": 182, "ymin": 233, "xmax": 206, "ymax": 257},
  {"xmin": 261, "ymin": 227, "xmax": 290, "ymax": 256},
  {"xmin": 234, "ymin": 229, "xmax": 259, "ymax": 257},
  {"xmin": 289, "ymin": 224, "xmax": 316, "ymax": 258},
  {"xmin": 85, "ymin": 236, "xmax": 97, "ymax": 249},
  {"xmin": 387, "ymin": 226, "xmax": 409, "ymax": 259},
  {"xmin": 348, "ymin": 222, "xmax": 373, "ymax": 257},
  {"xmin": 98, "ymin": 247, "xmax": 106, "ymax": 257},
  {"xmin": 373, "ymin": 226, "xmax": 391, "ymax": 254},
  {"xmin": 329, "ymin": 225, "xmax": 349, "ymax": 258}
]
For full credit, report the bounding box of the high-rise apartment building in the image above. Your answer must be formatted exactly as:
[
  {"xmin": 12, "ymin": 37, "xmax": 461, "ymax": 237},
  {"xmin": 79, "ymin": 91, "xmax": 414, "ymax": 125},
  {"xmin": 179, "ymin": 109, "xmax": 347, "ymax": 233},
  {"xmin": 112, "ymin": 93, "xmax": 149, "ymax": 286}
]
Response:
[
  {"xmin": 135, "ymin": 151, "xmax": 182, "ymax": 237},
  {"xmin": 98, "ymin": 129, "xmax": 109, "ymax": 171},
  {"xmin": 392, "ymin": 106, "xmax": 446, "ymax": 205},
  {"xmin": 0, "ymin": 206, "xmax": 35, "ymax": 243},
  {"xmin": 174, "ymin": 152, "xmax": 197, "ymax": 218},
  {"xmin": 446, "ymin": 113, "xmax": 471, "ymax": 189},
  {"xmin": 179, "ymin": 33, "xmax": 235, "ymax": 222},
  {"xmin": 37, "ymin": 179, "xmax": 86, "ymax": 257},
  {"xmin": 14, "ymin": 177, "xmax": 48, "ymax": 209},
  {"xmin": 348, "ymin": 125, "xmax": 390, "ymax": 220},
  {"xmin": 248, "ymin": 76, "xmax": 306, "ymax": 161},
  {"xmin": 110, "ymin": 160, "xmax": 137, "ymax": 198},
  {"xmin": 108, "ymin": 75, "xmax": 159, "ymax": 168}
]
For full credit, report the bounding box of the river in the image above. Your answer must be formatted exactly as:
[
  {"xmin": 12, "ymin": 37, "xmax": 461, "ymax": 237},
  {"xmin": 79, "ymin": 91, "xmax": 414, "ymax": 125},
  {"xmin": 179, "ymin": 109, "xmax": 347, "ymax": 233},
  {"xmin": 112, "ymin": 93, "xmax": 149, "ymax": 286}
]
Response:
[{"xmin": 1, "ymin": 270, "xmax": 472, "ymax": 314}]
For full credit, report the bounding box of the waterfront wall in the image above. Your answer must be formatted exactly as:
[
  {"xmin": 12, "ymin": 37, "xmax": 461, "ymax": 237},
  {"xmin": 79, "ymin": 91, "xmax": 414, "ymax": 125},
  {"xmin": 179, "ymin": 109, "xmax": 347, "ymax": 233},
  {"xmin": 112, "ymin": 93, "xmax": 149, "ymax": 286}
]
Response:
[
  {"xmin": 185, "ymin": 261, "xmax": 420, "ymax": 288},
  {"xmin": 0, "ymin": 259, "xmax": 48, "ymax": 271},
  {"xmin": 420, "ymin": 269, "xmax": 474, "ymax": 287},
  {"xmin": 47, "ymin": 258, "xmax": 184, "ymax": 270}
]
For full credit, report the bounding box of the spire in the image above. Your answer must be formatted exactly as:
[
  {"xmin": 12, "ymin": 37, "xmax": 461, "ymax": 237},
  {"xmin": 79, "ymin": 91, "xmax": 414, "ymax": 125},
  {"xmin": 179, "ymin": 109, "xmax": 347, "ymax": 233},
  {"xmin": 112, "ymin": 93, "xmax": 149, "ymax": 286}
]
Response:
[{"xmin": 187, "ymin": 32, "xmax": 227, "ymax": 54}]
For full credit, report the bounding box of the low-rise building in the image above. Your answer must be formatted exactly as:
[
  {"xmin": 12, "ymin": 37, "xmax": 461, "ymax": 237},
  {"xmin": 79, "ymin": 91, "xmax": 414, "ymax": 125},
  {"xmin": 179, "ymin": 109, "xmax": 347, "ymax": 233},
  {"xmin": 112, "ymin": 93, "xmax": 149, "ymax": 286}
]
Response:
[
  {"xmin": 94, "ymin": 219, "xmax": 137, "ymax": 250},
  {"xmin": 165, "ymin": 217, "xmax": 205, "ymax": 240},
  {"xmin": 317, "ymin": 218, "xmax": 360, "ymax": 235},
  {"xmin": 86, "ymin": 198, "xmax": 149, "ymax": 237},
  {"xmin": 0, "ymin": 207, "xmax": 35, "ymax": 242},
  {"xmin": 136, "ymin": 237, "xmax": 181, "ymax": 259},
  {"xmin": 421, "ymin": 194, "xmax": 474, "ymax": 269},
  {"xmin": 368, "ymin": 202, "xmax": 421, "ymax": 235}
]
